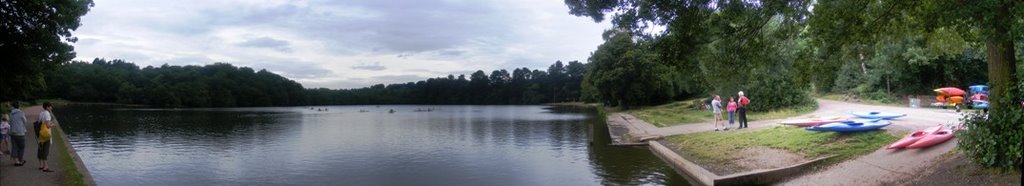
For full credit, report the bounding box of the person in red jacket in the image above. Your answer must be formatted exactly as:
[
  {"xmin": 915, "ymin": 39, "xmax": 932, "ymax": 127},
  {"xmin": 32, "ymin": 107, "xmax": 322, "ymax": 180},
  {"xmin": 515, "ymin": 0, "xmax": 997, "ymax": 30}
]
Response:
[{"xmin": 737, "ymin": 91, "xmax": 750, "ymax": 129}]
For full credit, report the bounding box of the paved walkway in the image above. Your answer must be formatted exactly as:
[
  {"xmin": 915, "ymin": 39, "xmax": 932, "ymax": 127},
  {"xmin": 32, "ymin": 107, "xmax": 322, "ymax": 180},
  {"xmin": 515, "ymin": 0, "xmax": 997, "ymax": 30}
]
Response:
[
  {"xmin": 613, "ymin": 99, "xmax": 964, "ymax": 185},
  {"xmin": 1, "ymin": 106, "xmax": 65, "ymax": 186}
]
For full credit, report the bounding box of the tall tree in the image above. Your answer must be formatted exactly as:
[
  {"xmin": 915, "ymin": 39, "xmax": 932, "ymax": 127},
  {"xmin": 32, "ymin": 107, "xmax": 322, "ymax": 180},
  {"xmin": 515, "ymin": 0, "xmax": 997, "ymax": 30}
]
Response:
[{"xmin": 1, "ymin": 0, "xmax": 94, "ymax": 101}]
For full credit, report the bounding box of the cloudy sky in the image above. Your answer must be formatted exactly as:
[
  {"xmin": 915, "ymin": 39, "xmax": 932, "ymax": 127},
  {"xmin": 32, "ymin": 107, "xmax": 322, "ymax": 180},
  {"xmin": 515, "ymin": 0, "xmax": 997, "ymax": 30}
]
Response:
[{"xmin": 71, "ymin": 0, "xmax": 611, "ymax": 89}]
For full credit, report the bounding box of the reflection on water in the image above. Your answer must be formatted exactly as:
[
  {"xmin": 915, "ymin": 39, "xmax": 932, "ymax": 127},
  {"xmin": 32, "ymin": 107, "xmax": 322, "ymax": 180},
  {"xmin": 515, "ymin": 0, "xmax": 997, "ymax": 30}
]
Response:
[{"xmin": 59, "ymin": 105, "xmax": 690, "ymax": 185}]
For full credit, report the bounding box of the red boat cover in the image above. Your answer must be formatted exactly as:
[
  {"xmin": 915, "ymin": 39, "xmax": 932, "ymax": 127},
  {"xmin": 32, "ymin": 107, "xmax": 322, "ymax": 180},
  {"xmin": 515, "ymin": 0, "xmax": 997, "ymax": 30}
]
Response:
[{"xmin": 970, "ymin": 94, "xmax": 988, "ymax": 101}]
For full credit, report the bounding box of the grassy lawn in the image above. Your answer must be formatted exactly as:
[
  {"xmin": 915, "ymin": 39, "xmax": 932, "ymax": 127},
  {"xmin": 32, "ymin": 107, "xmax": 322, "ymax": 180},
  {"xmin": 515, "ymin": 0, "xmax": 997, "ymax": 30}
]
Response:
[
  {"xmin": 626, "ymin": 101, "xmax": 710, "ymax": 127},
  {"xmin": 627, "ymin": 99, "xmax": 817, "ymax": 127},
  {"xmin": 664, "ymin": 126, "xmax": 898, "ymax": 165}
]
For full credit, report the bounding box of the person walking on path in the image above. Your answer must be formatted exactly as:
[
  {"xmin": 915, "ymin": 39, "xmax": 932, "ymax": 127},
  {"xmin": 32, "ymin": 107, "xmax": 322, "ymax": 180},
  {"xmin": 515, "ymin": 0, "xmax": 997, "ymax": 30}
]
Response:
[
  {"xmin": 711, "ymin": 95, "xmax": 723, "ymax": 131},
  {"xmin": 726, "ymin": 97, "xmax": 737, "ymax": 130},
  {"xmin": 8, "ymin": 102, "xmax": 28, "ymax": 166},
  {"xmin": 36, "ymin": 102, "xmax": 55, "ymax": 172},
  {"xmin": 737, "ymin": 91, "xmax": 750, "ymax": 129}
]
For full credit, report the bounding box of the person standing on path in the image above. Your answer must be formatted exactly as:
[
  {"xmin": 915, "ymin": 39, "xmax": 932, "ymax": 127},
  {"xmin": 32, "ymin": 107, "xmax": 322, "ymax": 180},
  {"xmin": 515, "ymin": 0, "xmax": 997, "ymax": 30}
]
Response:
[
  {"xmin": 738, "ymin": 91, "xmax": 750, "ymax": 129},
  {"xmin": 36, "ymin": 102, "xmax": 55, "ymax": 172},
  {"xmin": 1, "ymin": 115, "xmax": 10, "ymax": 158},
  {"xmin": 726, "ymin": 97, "xmax": 737, "ymax": 130},
  {"xmin": 8, "ymin": 102, "xmax": 28, "ymax": 166},
  {"xmin": 711, "ymin": 95, "xmax": 723, "ymax": 131}
]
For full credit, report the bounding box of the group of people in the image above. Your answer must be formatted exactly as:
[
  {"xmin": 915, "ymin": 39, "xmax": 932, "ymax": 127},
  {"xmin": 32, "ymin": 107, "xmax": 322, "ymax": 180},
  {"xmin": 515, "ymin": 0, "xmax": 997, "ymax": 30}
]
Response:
[
  {"xmin": 710, "ymin": 91, "xmax": 750, "ymax": 131},
  {"xmin": 1, "ymin": 102, "xmax": 57, "ymax": 172}
]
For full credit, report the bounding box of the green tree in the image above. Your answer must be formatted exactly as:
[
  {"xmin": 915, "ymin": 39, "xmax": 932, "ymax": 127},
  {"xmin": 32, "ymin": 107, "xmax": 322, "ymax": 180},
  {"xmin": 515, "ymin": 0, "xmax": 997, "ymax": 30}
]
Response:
[
  {"xmin": 584, "ymin": 31, "xmax": 675, "ymax": 107},
  {"xmin": 1, "ymin": 0, "xmax": 94, "ymax": 101}
]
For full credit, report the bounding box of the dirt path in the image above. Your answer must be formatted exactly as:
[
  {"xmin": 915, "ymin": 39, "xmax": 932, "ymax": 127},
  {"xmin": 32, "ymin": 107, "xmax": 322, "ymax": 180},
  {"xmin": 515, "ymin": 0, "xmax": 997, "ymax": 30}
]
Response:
[
  {"xmin": 1, "ymin": 105, "xmax": 66, "ymax": 186},
  {"xmin": 779, "ymin": 99, "xmax": 962, "ymax": 185},
  {"xmin": 615, "ymin": 99, "xmax": 965, "ymax": 185}
]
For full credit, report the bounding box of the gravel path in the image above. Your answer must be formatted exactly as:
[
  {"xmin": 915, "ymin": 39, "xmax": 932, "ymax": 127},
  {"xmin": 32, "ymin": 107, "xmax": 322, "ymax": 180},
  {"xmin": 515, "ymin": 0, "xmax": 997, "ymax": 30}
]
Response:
[{"xmin": 1, "ymin": 105, "xmax": 66, "ymax": 186}]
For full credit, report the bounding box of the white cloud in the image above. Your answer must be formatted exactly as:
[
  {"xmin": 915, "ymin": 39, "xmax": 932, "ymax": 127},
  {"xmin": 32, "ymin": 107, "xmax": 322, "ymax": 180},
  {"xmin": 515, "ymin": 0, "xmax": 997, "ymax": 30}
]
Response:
[{"xmin": 71, "ymin": 0, "xmax": 611, "ymax": 89}]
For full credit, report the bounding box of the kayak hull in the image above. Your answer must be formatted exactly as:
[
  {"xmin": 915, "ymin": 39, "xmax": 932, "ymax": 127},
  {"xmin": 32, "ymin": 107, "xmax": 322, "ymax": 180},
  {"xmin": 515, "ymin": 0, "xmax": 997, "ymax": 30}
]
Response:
[
  {"xmin": 906, "ymin": 129, "xmax": 955, "ymax": 149},
  {"xmin": 805, "ymin": 119, "xmax": 891, "ymax": 132},
  {"xmin": 887, "ymin": 125, "xmax": 943, "ymax": 149},
  {"xmin": 780, "ymin": 119, "xmax": 846, "ymax": 127},
  {"xmin": 780, "ymin": 116, "xmax": 845, "ymax": 127},
  {"xmin": 852, "ymin": 111, "xmax": 906, "ymax": 119}
]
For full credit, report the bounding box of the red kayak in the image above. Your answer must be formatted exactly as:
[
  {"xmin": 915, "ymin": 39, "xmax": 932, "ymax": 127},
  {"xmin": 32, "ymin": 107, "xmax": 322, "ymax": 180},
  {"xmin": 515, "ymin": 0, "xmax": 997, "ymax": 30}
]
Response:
[
  {"xmin": 887, "ymin": 125, "xmax": 943, "ymax": 149},
  {"xmin": 779, "ymin": 116, "xmax": 845, "ymax": 127},
  {"xmin": 906, "ymin": 127, "xmax": 955, "ymax": 149},
  {"xmin": 934, "ymin": 87, "xmax": 966, "ymax": 96}
]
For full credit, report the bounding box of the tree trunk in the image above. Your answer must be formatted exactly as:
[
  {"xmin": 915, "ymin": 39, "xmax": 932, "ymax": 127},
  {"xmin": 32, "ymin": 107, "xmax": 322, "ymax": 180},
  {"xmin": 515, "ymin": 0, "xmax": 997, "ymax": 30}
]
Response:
[
  {"xmin": 859, "ymin": 52, "xmax": 868, "ymax": 75},
  {"xmin": 983, "ymin": 4, "xmax": 1017, "ymax": 111}
]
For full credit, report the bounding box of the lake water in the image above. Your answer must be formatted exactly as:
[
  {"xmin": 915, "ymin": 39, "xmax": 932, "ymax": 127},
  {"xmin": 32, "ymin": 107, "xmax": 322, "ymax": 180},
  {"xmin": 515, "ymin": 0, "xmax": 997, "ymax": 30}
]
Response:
[{"xmin": 58, "ymin": 105, "xmax": 690, "ymax": 185}]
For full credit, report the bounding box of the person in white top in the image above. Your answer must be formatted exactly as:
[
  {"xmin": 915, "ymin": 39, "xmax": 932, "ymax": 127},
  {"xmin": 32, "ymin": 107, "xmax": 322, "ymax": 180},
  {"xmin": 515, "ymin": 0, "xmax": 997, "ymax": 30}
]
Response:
[
  {"xmin": 37, "ymin": 102, "xmax": 56, "ymax": 172},
  {"xmin": 711, "ymin": 95, "xmax": 723, "ymax": 131}
]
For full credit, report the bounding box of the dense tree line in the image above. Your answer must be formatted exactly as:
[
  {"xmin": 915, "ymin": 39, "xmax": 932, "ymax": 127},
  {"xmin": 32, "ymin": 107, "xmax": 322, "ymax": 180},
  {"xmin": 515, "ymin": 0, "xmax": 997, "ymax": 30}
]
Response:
[
  {"xmin": 42, "ymin": 59, "xmax": 586, "ymax": 107},
  {"xmin": 300, "ymin": 60, "xmax": 585, "ymax": 105},
  {"xmin": 44, "ymin": 59, "xmax": 308, "ymax": 107}
]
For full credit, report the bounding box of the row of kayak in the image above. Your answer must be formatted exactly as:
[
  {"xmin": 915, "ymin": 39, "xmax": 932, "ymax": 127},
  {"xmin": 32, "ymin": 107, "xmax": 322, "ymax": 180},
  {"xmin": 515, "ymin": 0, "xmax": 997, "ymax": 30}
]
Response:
[
  {"xmin": 778, "ymin": 111, "xmax": 955, "ymax": 149},
  {"xmin": 779, "ymin": 111, "xmax": 905, "ymax": 127}
]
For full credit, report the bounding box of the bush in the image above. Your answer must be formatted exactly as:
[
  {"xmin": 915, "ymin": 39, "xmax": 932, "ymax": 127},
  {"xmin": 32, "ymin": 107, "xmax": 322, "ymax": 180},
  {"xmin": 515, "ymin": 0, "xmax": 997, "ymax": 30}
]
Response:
[
  {"xmin": 744, "ymin": 69, "xmax": 815, "ymax": 112},
  {"xmin": 957, "ymin": 88, "xmax": 1024, "ymax": 170}
]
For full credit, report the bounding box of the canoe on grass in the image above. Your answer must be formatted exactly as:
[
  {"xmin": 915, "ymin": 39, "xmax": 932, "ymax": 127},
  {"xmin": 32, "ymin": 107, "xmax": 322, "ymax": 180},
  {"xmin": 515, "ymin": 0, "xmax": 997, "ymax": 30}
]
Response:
[
  {"xmin": 779, "ymin": 116, "xmax": 846, "ymax": 127},
  {"xmin": 805, "ymin": 119, "xmax": 892, "ymax": 132},
  {"xmin": 851, "ymin": 111, "xmax": 906, "ymax": 119}
]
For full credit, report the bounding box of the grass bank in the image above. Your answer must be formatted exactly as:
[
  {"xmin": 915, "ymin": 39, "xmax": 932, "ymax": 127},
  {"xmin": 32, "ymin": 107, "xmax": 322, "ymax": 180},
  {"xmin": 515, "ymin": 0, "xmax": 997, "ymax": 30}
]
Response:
[
  {"xmin": 627, "ymin": 99, "xmax": 817, "ymax": 127},
  {"xmin": 664, "ymin": 126, "xmax": 897, "ymax": 166},
  {"xmin": 53, "ymin": 126, "xmax": 87, "ymax": 186}
]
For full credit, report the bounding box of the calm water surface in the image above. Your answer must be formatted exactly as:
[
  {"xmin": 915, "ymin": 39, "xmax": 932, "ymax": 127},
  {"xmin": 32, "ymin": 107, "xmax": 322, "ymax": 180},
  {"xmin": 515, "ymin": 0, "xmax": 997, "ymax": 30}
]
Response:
[{"xmin": 58, "ymin": 105, "xmax": 690, "ymax": 185}]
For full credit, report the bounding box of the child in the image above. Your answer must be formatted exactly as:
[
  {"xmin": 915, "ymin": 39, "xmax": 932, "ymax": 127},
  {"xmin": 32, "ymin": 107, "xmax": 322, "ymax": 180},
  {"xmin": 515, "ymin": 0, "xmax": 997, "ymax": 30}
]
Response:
[
  {"xmin": 1, "ymin": 115, "xmax": 10, "ymax": 157},
  {"xmin": 727, "ymin": 97, "xmax": 737, "ymax": 130},
  {"xmin": 712, "ymin": 95, "xmax": 723, "ymax": 131}
]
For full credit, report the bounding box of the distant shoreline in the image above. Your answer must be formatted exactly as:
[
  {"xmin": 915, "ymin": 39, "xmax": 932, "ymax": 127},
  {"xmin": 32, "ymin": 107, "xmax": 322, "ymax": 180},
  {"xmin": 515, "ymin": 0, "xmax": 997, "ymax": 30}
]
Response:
[{"xmin": 542, "ymin": 102, "xmax": 597, "ymax": 107}]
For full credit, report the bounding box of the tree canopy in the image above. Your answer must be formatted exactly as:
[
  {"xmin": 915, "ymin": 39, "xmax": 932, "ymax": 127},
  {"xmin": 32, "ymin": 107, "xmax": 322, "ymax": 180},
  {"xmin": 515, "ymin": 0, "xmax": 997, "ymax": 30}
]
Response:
[
  {"xmin": 568, "ymin": 0, "xmax": 815, "ymax": 110},
  {"xmin": 0, "ymin": 0, "xmax": 94, "ymax": 101}
]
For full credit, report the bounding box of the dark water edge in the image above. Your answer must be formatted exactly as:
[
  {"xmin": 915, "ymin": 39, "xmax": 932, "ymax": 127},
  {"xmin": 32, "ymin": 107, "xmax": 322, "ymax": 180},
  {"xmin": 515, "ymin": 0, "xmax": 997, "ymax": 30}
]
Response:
[{"xmin": 57, "ymin": 105, "xmax": 691, "ymax": 185}]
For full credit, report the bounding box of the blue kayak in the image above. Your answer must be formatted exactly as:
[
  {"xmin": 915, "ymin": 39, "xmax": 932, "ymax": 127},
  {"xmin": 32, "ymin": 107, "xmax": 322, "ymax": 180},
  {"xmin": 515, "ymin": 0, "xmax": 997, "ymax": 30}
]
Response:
[
  {"xmin": 805, "ymin": 119, "xmax": 892, "ymax": 132},
  {"xmin": 851, "ymin": 111, "xmax": 906, "ymax": 119}
]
